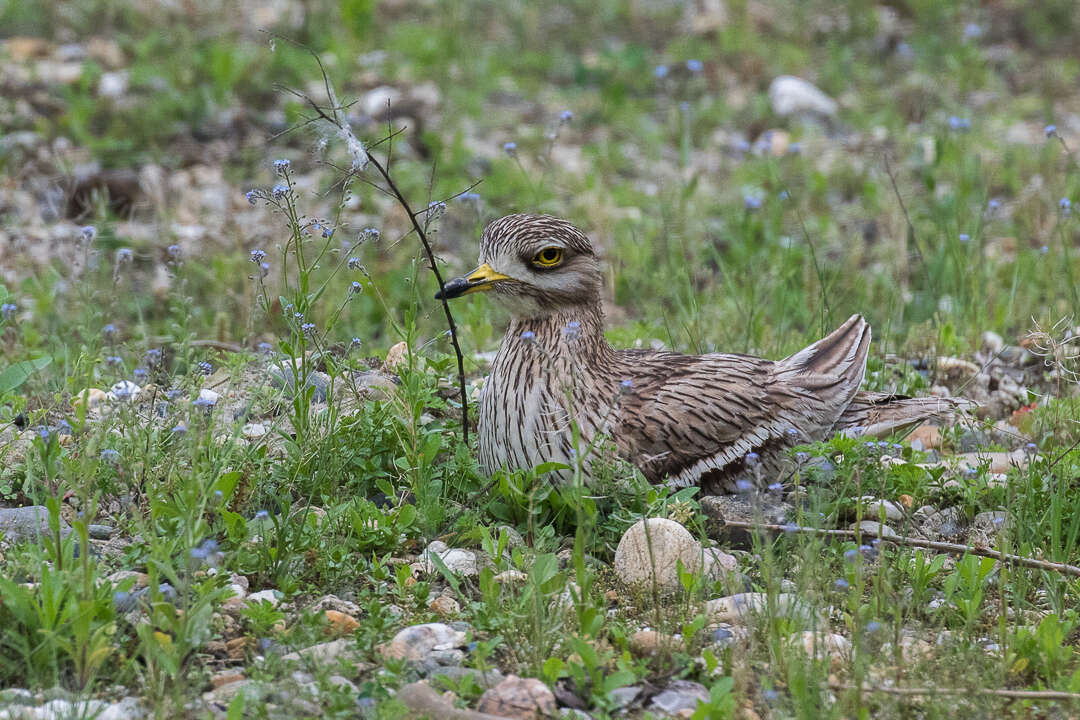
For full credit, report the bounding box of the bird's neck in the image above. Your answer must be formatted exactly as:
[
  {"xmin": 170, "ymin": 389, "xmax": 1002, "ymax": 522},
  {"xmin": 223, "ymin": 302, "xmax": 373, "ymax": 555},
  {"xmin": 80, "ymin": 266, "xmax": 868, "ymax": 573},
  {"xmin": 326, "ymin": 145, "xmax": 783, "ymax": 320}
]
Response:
[{"xmin": 504, "ymin": 304, "xmax": 615, "ymax": 365}]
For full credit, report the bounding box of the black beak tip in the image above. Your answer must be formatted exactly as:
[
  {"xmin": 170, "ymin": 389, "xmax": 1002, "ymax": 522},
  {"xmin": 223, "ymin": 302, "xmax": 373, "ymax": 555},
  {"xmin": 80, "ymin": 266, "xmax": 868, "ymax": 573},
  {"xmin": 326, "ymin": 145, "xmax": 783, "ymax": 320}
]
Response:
[{"xmin": 436, "ymin": 276, "xmax": 471, "ymax": 301}]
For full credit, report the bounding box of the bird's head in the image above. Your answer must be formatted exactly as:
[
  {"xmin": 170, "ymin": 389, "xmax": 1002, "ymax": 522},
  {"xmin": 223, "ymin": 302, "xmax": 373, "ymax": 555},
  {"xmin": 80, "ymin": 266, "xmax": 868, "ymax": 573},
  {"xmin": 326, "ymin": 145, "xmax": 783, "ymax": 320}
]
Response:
[{"xmin": 436, "ymin": 214, "xmax": 602, "ymax": 318}]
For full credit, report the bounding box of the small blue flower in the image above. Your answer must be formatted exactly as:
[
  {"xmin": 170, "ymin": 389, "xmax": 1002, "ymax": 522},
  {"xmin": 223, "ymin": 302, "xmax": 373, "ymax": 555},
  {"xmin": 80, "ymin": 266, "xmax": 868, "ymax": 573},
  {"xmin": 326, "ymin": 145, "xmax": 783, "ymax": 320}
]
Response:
[
  {"xmin": 171, "ymin": 423, "xmax": 187, "ymax": 435},
  {"xmin": 105, "ymin": 355, "xmax": 122, "ymax": 366},
  {"xmin": 100, "ymin": 449, "xmax": 120, "ymax": 463},
  {"xmin": 0, "ymin": 302, "xmax": 15, "ymax": 320},
  {"xmin": 347, "ymin": 257, "xmax": 362, "ymax": 270},
  {"xmin": 257, "ymin": 342, "xmax": 272, "ymax": 353},
  {"xmin": 685, "ymin": 59, "xmax": 703, "ymax": 73},
  {"xmin": 744, "ymin": 451, "xmax": 760, "ymax": 467},
  {"xmin": 744, "ymin": 194, "xmax": 762, "ymax": 211},
  {"xmin": 787, "ymin": 142, "xmax": 801, "ymax": 155},
  {"xmin": 653, "ymin": 64, "xmax": 669, "ymax": 79},
  {"xmin": 948, "ymin": 116, "xmax": 971, "ymax": 131},
  {"xmin": 763, "ymin": 689, "xmax": 779, "ymax": 703},
  {"xmin": 1060, "ymin": 197, "xmax": 1071, "ymax": 214},
  {"xmin": 362, "ymin": 227, "xmax": 381, "ymax": 242},
  {"xmin": 844, "ymin": 548, "xmax": 858, "ymax": 562},
  {"xmin": 133, "ymin": 367, "xmax": 148, "ymax": 381},
  {"xmin": 786, "ymin": 428, "xmax": 798, "ymax": 438},
  {"xmin": 115, "ymin": 247, "xmax": 133, "ymax": 263},
  {"xmin": 503, "ymin": 142, "xmax": 518, "ymax": 157},
  {"xmin": 620, "ymin": 378, "xmax": 633, "ymax": 394},
  {"xmin": 767, "ymin": 482, "xmax": 783, "ymax": 493},
  {"xmin": 349, "ymin": 338, "xmax": 362, "ymax": 349},
  {"xmin": 958, "ymin": 233, "xmax": 969, "ymax": 242},
  {"xmin": 271, "ymin": 183, "xmax": 289, "ymax": 199},
  {"xmin": 145, "ymin": 348, "xmax": 162, "ymax": 366},
  {"xmin": 201, "ymin": 539, "xmax": 219, "ymax": 552},
  {"xmin": 563, "ymin": 321, "xmax": 581, "ymax": 340},
  {"xmin": 1041, "ymin": 245, "xmax": 1049, "ymax": 255},
  {"xmin": 427, "ymin": 201, "xmax": 447, "ymax": 221},
  {"xmin": 987, "ymin": 198, "xmax": 1000, "ymax": 211},
  {"xmin": 865, "ymin": 621, "xmax": 881, "ymax": 634},
  {"xmin": 197, "ymin": 361, "xmax": 212, "ymax": 375},
  {"xmin": 301, "ymin": 322, "xmax": 316, "ymax": 335},
  {"xmin": 250, "ymin": 249, "xmax": 266, "ymax": 263},
  {"xmin": 255, "ymin": 509, "xmax": 269, "ymax": 520},
  {"xmin": 1024, "ymin": 442, "xmax": 1038, "ymax": 455},
  {"xmin": 214, "ymin": 490, "xmax": 224, "ymax": 500},
  {"xmin": 963, "ymin": 22, "xmax": 982, "ymax": 39},
  {"xmin": 350, "ymin": 281, "xmax": 363, "ymax": 295},
  {"xmin": 733, "ymin": 139, "xmax": 751, "ymax": 153},
  {"xmin": 864, "ymin": 441, "xmax": 877, "ymax": 450},
  {"xmin": 834, "ymin": 578, "xmax": 850, "ymax": 590},
  {"xmin": 167, "ymin": 244, "xmax": 181, "ymax": 259},
  {"xmin": 559, "ymin": 110, "xmax": 573, "ymax": 123},
  {"xmin": 273, "ymin": 158, "xmax": 290, "ymax": 175},
  {"xmin": 259, "ymin": 261, "xmax": 270, "ymax": 277},
  {"xmin": 322, "ymin": 226, "xmax": 333, "ymax": 239},
  {"xmin": 458, "ymin": 192, "xmax": 482, "ymax": 203},
  {"xmin": 80, "ymin": 226, "xmax": 97, "ymax": 242},
  {"xmin": 783, "ymin": 523, "xmax": 799, "ymax": 534},
  {"xmin": 795, "ymin": 451, "xmax": 809, "ymax": 463},
  {"xmin": 37, "ymin": 426, "xmax": 50, "ymax": 441},
  {"xmin": 194, "ymin": 395, "xmax": 216, "ymax": 409},
  {"xmin": 735, "ymin": 478, "xmax": 753, "ymax": 493},
  {"xmin": 1045, "ymin": 124, "xmax": 1057, "ymax": 137},
  {"xmin": 778, "ymin": 190, "xmax": 790, "ymax": 201},
  {"xmin": 245, "ymin": 190, "xmax": 258, "ymax": 205},
  {"xmin": 520, "ymin": 330, "xmax": 536, "ymax": 344},
  {"xmin": 189, "ymin": 546, "xmax": 209, "ymax": 560}
]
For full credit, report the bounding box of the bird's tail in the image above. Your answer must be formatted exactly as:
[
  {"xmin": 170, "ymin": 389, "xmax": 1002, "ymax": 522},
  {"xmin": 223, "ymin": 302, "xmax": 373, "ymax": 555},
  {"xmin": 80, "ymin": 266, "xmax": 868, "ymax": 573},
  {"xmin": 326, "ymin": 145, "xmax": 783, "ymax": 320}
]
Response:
[{"xmin": 834, "ymin": 392, "xmax": 974, "ymax": 438}]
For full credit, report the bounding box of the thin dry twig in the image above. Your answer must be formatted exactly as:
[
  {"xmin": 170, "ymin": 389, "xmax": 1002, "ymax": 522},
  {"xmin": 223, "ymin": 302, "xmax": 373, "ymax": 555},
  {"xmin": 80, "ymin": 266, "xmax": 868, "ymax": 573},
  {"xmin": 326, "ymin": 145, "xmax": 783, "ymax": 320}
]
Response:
[
  {"xmin": 287, "ymin": 61, "xmax": 473, "ymax": 443},
  {"xmin": 718, "ymin": 519, "xmax": 1080, "ymax": 577},
  {"xmin": 829, "ymin": 682, "xmax": 1080, "ymax": 701},
  {"xmin": 883, "ymin": 153, "xmax": 933, "ymax": 293}
]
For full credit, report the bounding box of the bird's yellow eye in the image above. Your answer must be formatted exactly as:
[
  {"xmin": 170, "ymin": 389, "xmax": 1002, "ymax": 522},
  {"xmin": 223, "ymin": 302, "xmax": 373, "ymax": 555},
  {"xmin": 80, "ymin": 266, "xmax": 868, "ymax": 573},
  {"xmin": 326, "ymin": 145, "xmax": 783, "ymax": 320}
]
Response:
[{"xmin": 532, "ymin": 247, "xmax": 563, "ymax": 267}]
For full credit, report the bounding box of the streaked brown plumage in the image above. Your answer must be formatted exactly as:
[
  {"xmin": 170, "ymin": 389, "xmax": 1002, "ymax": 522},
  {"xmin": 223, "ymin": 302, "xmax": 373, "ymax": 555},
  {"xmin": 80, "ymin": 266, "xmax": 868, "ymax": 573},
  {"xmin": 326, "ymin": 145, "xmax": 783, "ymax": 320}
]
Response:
[{"xmin": 437, "ymin": 214, "xmax": 969, "ymax": 492}]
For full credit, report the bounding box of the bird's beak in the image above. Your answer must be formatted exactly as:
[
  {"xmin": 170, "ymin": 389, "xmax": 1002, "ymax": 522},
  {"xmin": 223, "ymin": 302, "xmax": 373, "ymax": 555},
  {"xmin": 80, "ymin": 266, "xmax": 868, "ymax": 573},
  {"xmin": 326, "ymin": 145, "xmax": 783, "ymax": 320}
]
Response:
[{"xmin": 435, "ymin": 263, "xmax": 512, "ymax": 300}]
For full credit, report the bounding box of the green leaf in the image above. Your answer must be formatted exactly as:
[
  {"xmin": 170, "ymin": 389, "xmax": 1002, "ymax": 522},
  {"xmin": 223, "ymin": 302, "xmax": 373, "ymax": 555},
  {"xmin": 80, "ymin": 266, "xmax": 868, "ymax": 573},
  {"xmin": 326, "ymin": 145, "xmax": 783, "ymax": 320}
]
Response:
[{"xmin": 0, "ymin": 356, "xmax": 51, "ymax": 394}]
